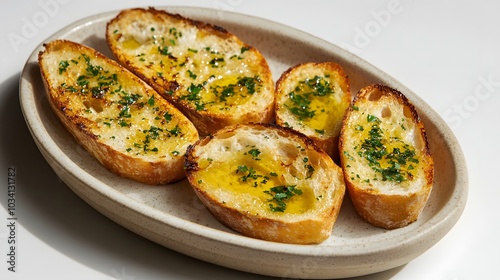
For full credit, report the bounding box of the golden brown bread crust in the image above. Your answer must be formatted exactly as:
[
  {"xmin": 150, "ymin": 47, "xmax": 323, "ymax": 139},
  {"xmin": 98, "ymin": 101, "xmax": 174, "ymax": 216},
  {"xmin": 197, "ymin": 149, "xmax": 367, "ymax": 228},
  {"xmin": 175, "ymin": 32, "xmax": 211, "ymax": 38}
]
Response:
[
  {"xmin": 106, "ymin": 8, "xmax": 275, "ymax": 136},
  {"xmin": 339, "ymin": 84, "xmax": 434, "ymax": 229},
  {"xmin": 275, "ymin": 62, "xmax": 350, "ymax": 161},
  {"xmin": 191, "ymin": 188, "xmax": 343, "ymax": 244},
  {"xmin": 185, "ymin": 123, "xmax": 345, "ymax": 244},
  {"xmin": 38, "ymin": 39, "xmax": 199, "ymax": 185}
]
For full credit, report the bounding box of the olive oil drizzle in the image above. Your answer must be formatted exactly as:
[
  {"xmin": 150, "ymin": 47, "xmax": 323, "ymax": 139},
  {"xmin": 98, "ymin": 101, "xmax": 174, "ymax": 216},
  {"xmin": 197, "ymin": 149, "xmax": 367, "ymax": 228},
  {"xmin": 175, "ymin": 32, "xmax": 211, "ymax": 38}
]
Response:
[
  {"xmin": 57, "ymin": 53, "xmax": 183, "ymax": 156},
  {"xmin": 285, "ymin": 75, "xmax": 334, "ymax": 120},
  {"xmin": 354, "ymin": 114, "xmax": 419, "ymax": 183},
  {"xmin": 117, "ymin": 26, "xmax": 264, "ymax": 112},
  {"xmin": 233, "ymin": 146, "xmax": 307, "ymax": 213}
]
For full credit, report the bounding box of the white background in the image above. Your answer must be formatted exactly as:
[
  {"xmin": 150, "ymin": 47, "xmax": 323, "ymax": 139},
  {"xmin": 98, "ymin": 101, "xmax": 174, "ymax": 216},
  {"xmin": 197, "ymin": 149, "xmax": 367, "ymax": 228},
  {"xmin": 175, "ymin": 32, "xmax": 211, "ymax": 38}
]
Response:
[{"xmin": 1, "ymin": 0, "xmax": 498, "ymax": 279}]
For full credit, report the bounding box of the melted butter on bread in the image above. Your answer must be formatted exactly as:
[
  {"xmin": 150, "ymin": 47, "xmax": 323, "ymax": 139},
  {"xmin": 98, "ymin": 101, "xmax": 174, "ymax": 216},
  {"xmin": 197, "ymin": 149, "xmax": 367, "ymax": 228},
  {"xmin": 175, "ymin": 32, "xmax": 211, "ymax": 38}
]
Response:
[
  {"xmin": 279, "ymin": 71, "xmax": 348, "ymax": 135},
  {"xmin": 191, "ymin": 143, "xmax": 317, "ymax": 215},
  {"xmin": 39, "ymin": 40, "xmax": 199, "ymax": 184},
  {"xmin": 106, "ymin": 8, "xmax": 275, "ymax": 135},
  {"xmin": 341, "ymin": 93, "xmax": 426, "ymax": 194},
  {"xmin": 52, "ymin": 50, "xmax": 190, "ymax": 157},
  {"xmin": 185, "ymin": 123, "xmax": 346, "ymax": 244},
  {"xmin": 275, "ymin": 62, "xmax": 350, "ymax": 159},
  {"xmin": 339, "ymin": 84, "xmax": 434, "ymax": 229}
]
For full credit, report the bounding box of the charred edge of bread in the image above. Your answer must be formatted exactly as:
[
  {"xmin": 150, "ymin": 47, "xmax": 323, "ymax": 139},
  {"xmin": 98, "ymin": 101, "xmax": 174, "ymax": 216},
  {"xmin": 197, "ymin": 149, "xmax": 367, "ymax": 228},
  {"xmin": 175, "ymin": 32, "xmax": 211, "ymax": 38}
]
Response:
[
  {"xmin": 38, "ymin": 39, "xmax": 199, "ymax": 185},
  {"xmin": 105, "ymin": 7, "xmax": 275, "ymax": 136}
]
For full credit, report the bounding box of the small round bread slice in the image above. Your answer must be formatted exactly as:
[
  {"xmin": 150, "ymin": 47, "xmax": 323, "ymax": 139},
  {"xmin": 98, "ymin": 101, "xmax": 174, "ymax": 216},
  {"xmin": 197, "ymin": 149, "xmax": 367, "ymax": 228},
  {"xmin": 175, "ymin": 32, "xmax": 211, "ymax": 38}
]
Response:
[
  {"xmin": 184, "ymin": 123, "xmax": 345, "ymax": 244},
  {"xmin": 339, "ymin": 84, "xmax": 434, "ymax": 229},
  {"xmin": 275, "ymin": 62, "xmax": 350, "ymax": 161}
]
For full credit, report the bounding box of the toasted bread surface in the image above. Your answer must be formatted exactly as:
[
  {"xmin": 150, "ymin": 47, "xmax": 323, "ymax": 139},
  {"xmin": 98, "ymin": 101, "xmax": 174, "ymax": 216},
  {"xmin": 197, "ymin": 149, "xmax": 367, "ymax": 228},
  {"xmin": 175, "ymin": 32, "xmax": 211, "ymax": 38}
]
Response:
[
  {"xmin": 275, "ymin": 62, "xmax": 350, "ymax": 160},
  {"xmin": 184, "ymin": 123, "xmax": 345, "ymax": 244},
  {"xmin": 106, "ymin": 8, "xmax": 275, "ymax": 136},
  {"xmin": 38, "ymin": 39, "xmax": 199, "ymax": 184},
  {"xmin": 339, "ymin": 84, "xmax": 434, "ymax": 229}
]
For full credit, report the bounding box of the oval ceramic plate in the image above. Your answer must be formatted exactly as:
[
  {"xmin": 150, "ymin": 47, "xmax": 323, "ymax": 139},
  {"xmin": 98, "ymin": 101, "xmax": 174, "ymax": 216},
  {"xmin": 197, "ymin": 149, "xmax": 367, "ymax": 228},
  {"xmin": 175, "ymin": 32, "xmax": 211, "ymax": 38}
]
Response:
[{"xmin": 19, "ymin": 7, "xmax": 468, "ymax": 279}]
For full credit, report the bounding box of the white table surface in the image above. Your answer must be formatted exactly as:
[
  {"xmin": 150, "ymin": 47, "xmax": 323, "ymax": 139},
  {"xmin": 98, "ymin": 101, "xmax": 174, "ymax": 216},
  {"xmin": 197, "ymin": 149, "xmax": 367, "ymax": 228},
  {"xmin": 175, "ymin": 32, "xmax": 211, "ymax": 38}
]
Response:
[{"xmin": 1, "ymin": 0, "xmax": 498, "ymax": 279}]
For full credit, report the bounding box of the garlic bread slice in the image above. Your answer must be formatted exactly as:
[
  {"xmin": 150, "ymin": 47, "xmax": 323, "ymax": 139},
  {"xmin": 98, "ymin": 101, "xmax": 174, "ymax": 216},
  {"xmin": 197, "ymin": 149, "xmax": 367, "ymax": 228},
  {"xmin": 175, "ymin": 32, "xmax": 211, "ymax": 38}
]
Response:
[
  {"xmin": 38, "ymin": 39, "xmax": 199, "ymax": 184},
  {"xmin": 106, "ymin": 8, "xmax": 275, "ymax": 136},
  {"xmin": 275, "ymin": 62, "xmax": 350, "ymax": 160},
  {"xmin": 184, "ymin": 123, "xmax": 345, "ymax": 244},
  {"xmin": 339, "ymin": 84, "xmax": 434, "ymax": 229}
]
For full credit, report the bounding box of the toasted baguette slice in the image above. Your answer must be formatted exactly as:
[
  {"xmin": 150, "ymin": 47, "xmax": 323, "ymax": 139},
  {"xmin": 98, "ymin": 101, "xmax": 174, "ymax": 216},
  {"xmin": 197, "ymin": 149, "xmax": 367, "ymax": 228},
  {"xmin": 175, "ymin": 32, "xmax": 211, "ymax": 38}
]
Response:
[
  {"xmin": 38, "ymin": 39, "xmax": 199, "ymax": 184},
  {"xmin": 275, "ymin": 62, "xmax": 350, "ymax": 161},
  {"xmin": 339, "ymin": 84, "xmax": 434, "ymax": 229},
  {"xmin": 106, "ymin": 8, "xmax": 275, "ymax": 136},
  {"xmin": 184, "ymin": 123, "xmax": 345, "ymax": 244}
]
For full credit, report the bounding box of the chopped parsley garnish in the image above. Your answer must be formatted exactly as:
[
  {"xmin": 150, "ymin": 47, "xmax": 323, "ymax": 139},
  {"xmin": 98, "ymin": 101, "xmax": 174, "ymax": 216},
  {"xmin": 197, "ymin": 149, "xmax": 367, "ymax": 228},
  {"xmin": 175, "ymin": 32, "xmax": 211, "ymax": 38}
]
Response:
[
  {"xmin": 236, "ymin": 165, "xmax": 259, "ymax": 182},
  {"xmin": 353, "ymin": 114, "xmax": 419, "ymax": 183},
  {"xmin": 158, "ymin": 46, "xmax": 171, "ymax": 55},
  {"xmin": 163, "ymin": 112, "xmax": 172, "ymax": 122},
  {"xmin": 212, "ymin": 76, "xmax": 262, "ymax": 103},
  {"xmin": 285, "ymin": 75, "xmax": 335, "ymax": 121},
  {"xmin": 264, "ymin": 185, "xmax": 302, "ymax": 212},
  {"xmin": 186, "ymin": 83, "xmax": 203, "ymax": 97},
  {"xmin": 77, "ymin": 75, "xmax": 89, "ymax": 87},
  {"xmin": 246, "ymin": 148, "xmax": 261, "ymax": 160},
  {"xmin": 187, "ymin": 70, "xmax": 197, "ymax": 79},
  {"xmin": 287, "ymin": 92, "xmax": 315, "ymax": 119},
  {"xmin": 209, "ymin": 57, "xmax": 225, "ymax": 67},
  {"xmin": 82, "ymin": 54, "xmax": 102, "ymax": 77},
  {"xmin": 148, "ymin": 95, "xmax": 155, "ymax": 106},
  {"xmin": 168, "ymin": 124, "xmax": 182, "ymax": 136},
  {"xmin": 55, "ymin": 51, "xmax": 189, "ymax": 156},
  {"xmin": 58, "ymin": 60, "xmax": 70, "ymax": 74}
]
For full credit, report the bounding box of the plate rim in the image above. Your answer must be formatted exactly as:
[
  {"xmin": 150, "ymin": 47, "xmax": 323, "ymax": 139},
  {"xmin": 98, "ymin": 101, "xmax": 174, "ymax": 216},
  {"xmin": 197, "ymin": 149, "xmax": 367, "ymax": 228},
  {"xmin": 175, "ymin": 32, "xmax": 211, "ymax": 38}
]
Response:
[{"xmin": 19, "ymin": 5, "xmax": 469, "ymax": 278}]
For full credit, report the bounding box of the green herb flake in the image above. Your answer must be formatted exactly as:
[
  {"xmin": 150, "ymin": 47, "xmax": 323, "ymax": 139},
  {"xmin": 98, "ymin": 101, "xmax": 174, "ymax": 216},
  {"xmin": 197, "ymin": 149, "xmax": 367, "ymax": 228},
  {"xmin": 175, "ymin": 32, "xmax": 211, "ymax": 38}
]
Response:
[
  {"xmin": 168, "ymin": 125, "xmax": 181, "ymax": 137},
  {"xmin": 355, "ymin": 116, "xmax": 420, "ymax": 183},
  {"xmin": 158, "ymin": 46, "xmax": 170, "ymax": 55},
  {"xmin": 264, "ymin": 185, "xmax": 302, "ymax": 212},
  {"xmin": 148, "ymin": 95, "xmax": 155, "ymax": 106},
  {"xmin": 164, "ymin": 112, "xmax": 172, "ymax": 122},
  {"xmin": 247, "ymin": 148, "xmax": 261, "ymax": 160},
  {"xmin": 187, "ymin": 70, "xmax": 197, "ymax": 79},
  {"xmin": 58, "ymin": 60, "xmax": 70, "ymax": 74}
]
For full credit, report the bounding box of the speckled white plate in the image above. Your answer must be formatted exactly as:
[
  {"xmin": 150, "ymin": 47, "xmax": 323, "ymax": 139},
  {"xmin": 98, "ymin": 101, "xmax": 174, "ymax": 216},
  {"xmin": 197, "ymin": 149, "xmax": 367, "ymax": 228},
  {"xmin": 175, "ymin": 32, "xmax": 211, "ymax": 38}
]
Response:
[{"xmin": 19, "ymin": 6, "xmax": 468, "ymax": 279}]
